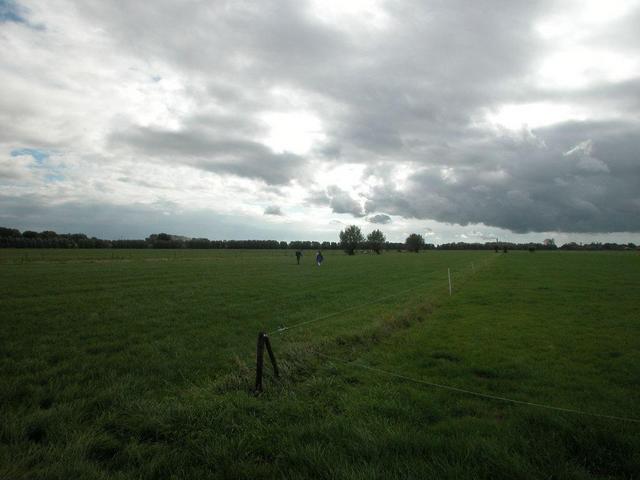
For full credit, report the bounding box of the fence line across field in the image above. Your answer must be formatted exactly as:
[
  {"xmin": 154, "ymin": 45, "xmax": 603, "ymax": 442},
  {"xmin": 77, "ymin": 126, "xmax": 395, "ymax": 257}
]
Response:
[
  {"xmin": 269, "ymin": 281, "xmax": 433, "ymax": 336},
  {"xmin": 260, "ymin": 255, "xmax": 487, "ymax": 316},
  {"xmin": 259, "ymin": 254, "xmax": 640, "ymax": 424},
  {"xmin": 228, "ymin": 266, "xmax": 444, "ymax": 315},
  {"xmin": 314, "ymin": 351, "xmax": 640, "ymax": 424},
  {"xmin": 269, "ymin": 257, "xmax": 494, "ymax": 336}
]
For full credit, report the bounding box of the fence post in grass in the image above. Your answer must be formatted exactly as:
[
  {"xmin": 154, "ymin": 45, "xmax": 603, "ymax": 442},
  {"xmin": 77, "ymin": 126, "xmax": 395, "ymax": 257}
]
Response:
[
  {"xmin": 254, "ymin": 332, "xmax": 279, "ymax": 394},
  {"xmin": 448, "ymin": 268, "xmax": 452, "ymax": 296},
  {"xmin": 263, "ymin": 334, "xmax": 279, "ymax": 378},
  {"xmin": 255, "ymin": 332, "xmax": 266, "ymax": 393}
]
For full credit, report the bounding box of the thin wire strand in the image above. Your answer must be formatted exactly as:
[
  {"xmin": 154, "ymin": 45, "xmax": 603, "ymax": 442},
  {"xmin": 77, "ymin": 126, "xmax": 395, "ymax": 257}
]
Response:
[
  {"xmin": 270, "ymin": 256, "xmax": 640, "ymax": 424},
  {"xmin": 269, "ymin": 256, "xmax": 496, "ymax": 336},
  {"xmin": 268, "ymin": 282, "xmax": 432, "ymax": 335},
  {"xmin": 316, "ymin": 351, "xmax": 640, "ymax": 424}
]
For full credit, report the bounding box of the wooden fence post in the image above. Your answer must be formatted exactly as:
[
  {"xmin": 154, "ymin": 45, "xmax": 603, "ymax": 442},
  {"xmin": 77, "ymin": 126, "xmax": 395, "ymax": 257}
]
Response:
[
  {"xmin": 255, "ymin": 331, "xmax": 265, "ymax": 393},
  {"xmin": 254, "ymin": 332, "xmax": 280, "ymax": 394},
  {"xmin": 263, "ymin": 334, "xmax": 279, "ymax": 378}
]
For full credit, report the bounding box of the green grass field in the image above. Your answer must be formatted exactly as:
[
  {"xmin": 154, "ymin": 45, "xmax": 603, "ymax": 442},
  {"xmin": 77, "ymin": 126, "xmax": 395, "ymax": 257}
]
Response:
[{"xmin": 1, "ymin": 249, "xmax": 639, "ymax": 479}]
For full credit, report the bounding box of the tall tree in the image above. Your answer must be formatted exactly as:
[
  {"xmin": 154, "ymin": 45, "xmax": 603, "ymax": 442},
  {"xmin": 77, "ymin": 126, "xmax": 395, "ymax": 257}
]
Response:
[
  {"xmin": 339, "ymin": 225, "xmax": 364, "ymax": 255},
  {"xmin": 405, "ymin": 233, "xmax": 425, "ymax": 253},
  {"xmin": 367, "ymin": 229, "xmax": 386, "ymax": 254}
]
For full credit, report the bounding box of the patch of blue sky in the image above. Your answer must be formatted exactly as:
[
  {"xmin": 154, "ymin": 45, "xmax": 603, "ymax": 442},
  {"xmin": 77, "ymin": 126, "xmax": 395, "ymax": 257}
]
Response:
[
  {"xmin": 11, "ymin": 148, "xmax": 49, "ymax": 165},
  {"xmin": 45, "ymin": 172, "xmax": 65, "ymax": 182},
  {"xmin": 0, "ymin": 0, "xmax": 26, "ymax": 23},
  {"xmin": 12, "ymin": 147, "xmax": 64, "ymax": 181},
  {"xmin": 0, "ymin": 0, "xmax": 44, "ymax": 29}
]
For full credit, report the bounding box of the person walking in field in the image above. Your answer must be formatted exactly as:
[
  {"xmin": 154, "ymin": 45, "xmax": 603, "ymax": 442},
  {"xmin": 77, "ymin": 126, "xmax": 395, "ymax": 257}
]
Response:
[
  {"xmin": 295, "ymin": 250, "xmax": 302, "ymax": 264},
  {"xmin": 316, "ymin": 251, "xmax": 324, "ymax": 266}
]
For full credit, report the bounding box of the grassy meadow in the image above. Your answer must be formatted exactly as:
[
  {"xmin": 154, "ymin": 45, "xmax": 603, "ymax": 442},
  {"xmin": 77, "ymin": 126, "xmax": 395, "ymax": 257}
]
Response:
[{"xmin": 1, "ymin": 249, "xmax": 639, "ymax": 479}]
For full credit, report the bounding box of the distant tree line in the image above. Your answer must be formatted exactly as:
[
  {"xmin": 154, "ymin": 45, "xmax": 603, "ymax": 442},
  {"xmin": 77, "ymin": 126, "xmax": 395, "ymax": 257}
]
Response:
[
  {"xmin": 432, "ymin": 241, "xmax": 637, "ymax": 251},
  {"xmin": 0, "ymin": 228, "xmax": 112, "ymax": 248},
  {"xmin": 557, "ymin": 242, "xmax": 638, "ymax": 251},
  {"xmin": 0, "ymin": 226, "xmax": 637, "ymax": 251},
  {"xmin": 338, "ymin": 226, "xmax": 435, "ymax": 254},
  {"xmin": 0, "ymin": 227, "xmax": 385, "ymax": 250},
  {"xmin": 436, "ymin": 241, "xmax": 558, "ymax": 251}
]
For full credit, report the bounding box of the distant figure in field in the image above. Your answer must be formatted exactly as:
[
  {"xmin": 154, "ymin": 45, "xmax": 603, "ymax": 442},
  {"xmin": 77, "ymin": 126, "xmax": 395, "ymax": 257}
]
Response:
[
  {"xmin": 316, "ymin": 251, "xmax": 324, "ymax": 266},
  {"xmin": 295, "ymin": 251, "xmax": 302, "ymax": 264}
]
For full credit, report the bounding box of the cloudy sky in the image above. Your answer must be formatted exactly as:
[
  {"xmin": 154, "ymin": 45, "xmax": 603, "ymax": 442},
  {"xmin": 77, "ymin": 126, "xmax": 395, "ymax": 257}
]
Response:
[{"xmin": 1, "ymin": 0, "xmax": 639, "ymax": 243}]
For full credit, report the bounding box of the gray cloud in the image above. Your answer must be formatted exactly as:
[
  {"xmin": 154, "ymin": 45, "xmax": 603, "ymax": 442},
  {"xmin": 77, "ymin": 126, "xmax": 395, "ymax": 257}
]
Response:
[
  {"xmin": 305, "ymin": 188, "xmax": 331, "ymax": 207},
  {"xmin": 306, "ymin": 186, "xmax": 365, "ymax": 217},
  {"xmin": 0, "ymin": 194, "xmax": 301, "ymax": 240},
  {"xmin": 365, "ymin": 120, "xmax": 640, "ymax": 233},
  {"xmin": 326, "ymin": 186, "xmax": 364, "ymax": 217},
  {"xmin": 2, "ymin": 0, "xmax": 640, "ymax": 237},
  {"xmin": 110, "ymin": 126, "xmax": 306, "ymax": 185},
  {"xmin": 367, "ymin": 214, "xmax": 391, "ymax": 224},
  {"xmin": 264, "ymin": 205, "xmax": 283, "ymax": 216}
]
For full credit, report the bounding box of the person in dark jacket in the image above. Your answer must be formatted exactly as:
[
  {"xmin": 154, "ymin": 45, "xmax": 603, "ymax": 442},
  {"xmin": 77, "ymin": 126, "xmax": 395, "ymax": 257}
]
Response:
[
  {"xmin": 316, "ymin": 251, "xmax": 324, "ymax": 266},
  {"xmin": 295, "ymin": 251, "xmax": 302, "ymax": 264}
]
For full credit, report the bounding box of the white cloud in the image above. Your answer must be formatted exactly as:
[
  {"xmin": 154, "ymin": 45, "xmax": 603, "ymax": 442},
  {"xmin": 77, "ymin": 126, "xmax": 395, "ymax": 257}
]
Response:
[
  {"xmin": 1, "ymin": 0, "xmax": 640, "ymax": 241},
  {"xmin": 260, "ymin": 111, "xmax": 325, "ymax": 154},
  {"xmin": 486, "ymin": 102, "xmax": 589, "ymax": 130},
  {"xmin": 564, "ymin": 139, "xmax": 594, "ymax": 157},
  {"xmin": 308, "ymin": 0, "xmax": 391, "ymax": 31}
]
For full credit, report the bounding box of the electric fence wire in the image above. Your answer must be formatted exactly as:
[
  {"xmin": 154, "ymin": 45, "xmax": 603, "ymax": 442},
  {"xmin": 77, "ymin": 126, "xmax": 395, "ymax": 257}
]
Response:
[
  {"xmin": 267, "ymin": 255, "xmax": 639, "ymax": 424},
  {"xmin": 314, "ymin": 351, "xmax": 640, "ymax": 424},
  {"xmin": 269, "ymin": 255, "xmax": 495, "ymax": 336},
  {"xmin": 268, "ymin": 281, "xmax": 433, "ymax": 336}
]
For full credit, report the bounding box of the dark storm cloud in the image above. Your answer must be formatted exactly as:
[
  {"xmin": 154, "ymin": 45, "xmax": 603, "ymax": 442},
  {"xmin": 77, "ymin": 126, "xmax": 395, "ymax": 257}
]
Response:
[{"xmin": 365, "ymin": 120, "xmax": 640, "ymax": 233}]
